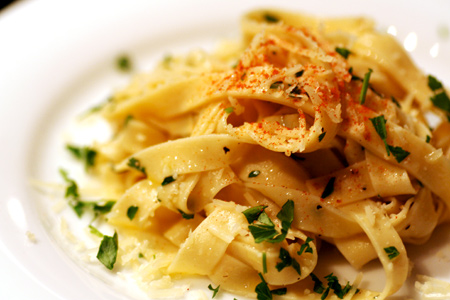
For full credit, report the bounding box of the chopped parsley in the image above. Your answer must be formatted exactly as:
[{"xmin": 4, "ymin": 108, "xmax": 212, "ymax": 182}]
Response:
[
  {"xmin": 428, "ymin": 75, "xmax": 450, "ymax": 117},
  {"xmin": 321, "ymin": 177, "xmax": 335, "ymax": 199},
  {"xmin": 223, "ymin": 146, "xmax": 230, "ymax": 154},
  {"xmin": 335, "ymin": 47, "xmax": 351, "ymax": 59},
  {"xmin": 391, "ymin": 96, "xmax": 401, "ymax": 108},
  {"xmin": 384, "ymin": 246, "xmax": 400, "ymax": 260},
  {"xmin": 426, "ymin": 135, "xmax": 431, "ymax": 143},
  {"xmin": 246, "ymin": 200, "xmax": 294, "ymax": 244},
  {"xmin": 276, "ymin": 247, "xmax": 301, "ymax": 276},
  {"xmin": 126, "ymin": 206, "xmax": 139, "ymax": 220},
  {"xmin": 262, "ymin": 252, "xmax": 267, "ymax": 274},
  {"xmin": 359, "ymin": 68, "xmax": 373, "ymax": 104},
  {"xmin": 208, "ymin": 284, "xmax": 220, "ymax": 298},
  {"xmin": 66, "ymin": 144, "xmax": 97, "ymax": 169},
  {"xmin": 178, "ymin": 209, "xmax": 194, "ymax": 220},
  {"xmin": 297, "ymin": 237, "xmax": 314, "ymax": 255},
  {"xmin": 161, "ymin": 175, "xmax": 175, "ymax": 186},
  {"xmin": 318, "ymin": 132, "xmax": 326, "ymax": 142},
  {"xmin": 97, "ymin": 231, "xmax": 118, "ymax": 270},
  {"xmin": 263, "ymin": 13, "xmax": 279, "ymax": 23},
  {"xmin": 295, "ymin": 70, "xmax": 304, "ymax": 77},
  {"xmin": 310, "ymin": 273, "xmax": 352, "ymax": 299},
  {"xmin": 116, "ymin": 54, "xmax": 132, "ymax": 71},
  {"xmin": 387, "ymin": 145, "xmax": 411, "ymax": 163},
  {"xmin": 224, "ymin": 107, "xmax": 234, "ymax": 114},
  {"xmin": 270, "ymin": 81, "xmax": 283, "ymax": 89},
  {"xmin": 242, "ymin": 205, "xmax": 268, "ymax": 223},
  {"xmin": 138, "ymin": 253, "xmax": 145, "ymax": 259},
  {"xmin": 255, "ymin": 273, "xmax": 286, "ymax": 300},
  {"xmin": 370, "ymin": 115, "xmax": 410, "ymax": 162},
  {"xmin": 88, "ymin": 225, "xmax": 104, "ymax": 238},
  {"xmin": 127, "ymin": 157, "xmax": 146, "ymax": 176},
  {"xmin": 249, "ymin": 170, "xmax": 261, "ymax": 178},
  {"xmin": 93, "ymin": 200, "xmax": 116, "ymax": 214}
]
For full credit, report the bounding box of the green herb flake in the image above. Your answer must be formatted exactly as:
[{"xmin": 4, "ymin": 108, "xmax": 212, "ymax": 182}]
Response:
[
  {"xmin": 276, "ymin": 247, "xmax": 301, "ymax": 276},
  {"xmin": 247, "ymin": 200, "xmax": 294, "ymax": 244},
  {"xmin": 138, "ymin": 253, "xmax": 145, "ymax": 259},
  {"xmin": 255, "ymin": 273, "xmax": 272, "ymax": 300},
  {"xmin": 178, "ymin": 209, "xmax": 194, "ymax": 220},
  {"xmin": 117, "ymin": 55, "xmax": 132, "ymax": 72},
  {"xmin": 335, "ymin": 47, "xmax": 351, "ymax": 59},
  {"xmin": 295, "ymin": 70, "xmax": 304, "ymax": 77},
  {"xmin": 387, "ymin": 145, "xmax": 410, "ymax": 163},
  {"xmin": 318, "ymin": 132, "xmax": 326, "ymax": 142},
  {"xmin": 262, "ymin": 252, "xmax": 268, "ymax": 274},
  {"xmin": 270, "ymin": 81, "xmax": 283, "ymax": 89},
  {"xmin": 161, "ymin": 175, "xmax": 175, "ymax": 186},
  {"xmin": 270, "ymin": 288, "xmax": 287, "ymax": 295},
  {"xmin": 310, "ymin": 273, "xmax": 325, "ymax": 294},
  {"xmin": 66, "ymin": 145, "xmax": 97, "ymax": 169},
  {"xmin": 97, "ymin": 232, "xmax": 118, "ymax": 270},
  {"xmin": 391, "ymin": 96, "xmax": 401, "ymax": 108},
  {"xmin": 224, "ymin": 107, "xmax": 234, "ymax": 114},
  {"xmin": 370, "ymin": 115, "xmax": 390, "ymax": 155},
  {"xmin": 242, "ymin": 205, "xmax": 268, "ymax": 224},
  {"xmin": 59, "ymin": 168, "xmax": 84, "ymax": 217},
  {"xmin": 89, "ymin": 225, "xmax": 104, "ymax": 238},
  {"xmin": 426, "ymin": 135, "xmax": 431, "ymax": 143},
  {"xmin": 324, "ymin": 273, "xmax": 352, "ymax": 299},
  {"xmin": 384, "ymin": 246, "xmax": 400, "ymax": 260},
  {"xmin": 208, "ymin": 284, "xmax": 220, "ymax": 298},
  {"xmin": 321, "ymin": 177, "xmax": 336, "ymax": 199},
  {"xmin": 127, "ymin": 157, "xmax": 146, "ymax": 176},
  {"xmin": 126, "ymin": 206, "xmax": 139, "ymax": 220},
  {"xmin": 263, "ymin": 13, "xmax": 279, "ymax": 23},
  {"xmin": 298, "ymin": 237, "xmax": 314, "ymax": 255},
  {"xmin": 249, "ymin": 170, "xmax": 261, "ymax": 178},
  {"xmin": 359, "ymin": 68, "xmax": 373, "ymax": 104},
  {"xmin": 124, "ymin": 115, "xmax": 134, "ymax": 126},
  {"xmin": 431, "ymin": 91, "xmax": 450, "ymax": 113},
  {"xmin": 93, "ymin": 200, "xmax": 116, "ymax": 214},
  {"xmin": 428, "ymin": 75, "xmax": 443, "ymax": 91}
]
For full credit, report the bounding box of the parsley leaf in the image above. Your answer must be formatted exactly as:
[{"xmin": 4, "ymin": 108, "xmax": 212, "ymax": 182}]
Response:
[
  {"xmin": 391, "ymin": 96, "xmax": 401, "ymax": 108},
  {"xmin": 297, "ymin": 237, "xmax": 314, "ymax": 255},
  {"xmin": 271, "ymin": 288, "xmax": 287, "ymax": 295},
  {"xmin": 224, "ymin": 107, "xmax": 234, "ymax": 114},
  {"xmin": 208, "ymin": 284, "xmax": 220, "ymax": 298},
  {"xmin": 97, "ymin": 232, "xmax": 118, "ymax": 270},
  {"xmin": 117, "ymin": 55, "xmax": 132, "ymax": 72},
  {"xmin": 335, "ymin": 47, "xmax": 351, "ymax": 59},
  {"xmin": 384, "ymin": 246, "xmax": 400, "ymax": 259},
  {"xmin": 276, "ymin": 247, "xmax": 301, "ymax": 276},
  {"xmin": 263, "ymin": 13, "xmax": 279, "ymax": 23},
  {"xmin": 324, "ymin": 273, "xmax": 351, "ymax": 299},
  {"xmin": 270, "ymin": 81, "xmax": 283, "ymax": 89},
  {"xmin": 318, "ymin": 132, "xmax": 326, "ymax": 142},
  {"xmin": 89, "ymin": 225, "xmax": 104, "ymax": 238},
  {"xmin": 161, "ymin": 175, "xmax": 176, "ymax": 186},
  {"xmin": 247, "ymin": 200, "xmax": 294, "ymax": 244},
  {"xmin": 387, "ymin": 145, "xmax": 410, "ymax": 163},
  {"xmin": 321, "ymin": 177, "xmax": 336, "ymax": 199},
  {"xmin": 127, "ymin": 157, "xmax": 146, "ymax": 176},
  {"xmin": 426, "ymin": 135, "xmax": 431, "ymax": 143},
  {"xmin": 428, "ymin": 75, "xmax": 443, "ymax": 91},
  {"xmin": 242, "ymin": 205, "xmax": 268, "ymax": 223},
  {"xmin": 262, "ymin": 252, "xmax": 267, "ymax": 274},
  {"xmin": 255, "ymin": 273, "xmax": 286, "ymax": 300},
  {"xmin": 66, "ymin": 145, "xmax": 97, "ymax": 169},
  {"xmin": 126, "ymin": 206, "xmax": 139, "ymax": 220},
  {"xmin": 178, "ymin": 209, "xmax": 195, "ymax": 220},
  {"xmin": 249, "ymin": 170, "xmax": 261, "ymax": 178},
  {"xmin": 359, "ymin": 68, "xmax": 373, "ymax": 104},
  {"xmin": 310, "ymin": 273, "xmax": 325, "ymax": 294},
  {"xmin": 431, "ymin": 92, "xmax": 450, "ymax": 113},
  {"xmin": 93, "ymin": 201, "xmax": 116, "ymax": 214}
]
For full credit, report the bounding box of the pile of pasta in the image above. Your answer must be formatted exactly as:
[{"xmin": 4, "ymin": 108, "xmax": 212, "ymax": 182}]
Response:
[{"xmin": 84, "ymin": 9, "xmax": 450, "ymax": 300}]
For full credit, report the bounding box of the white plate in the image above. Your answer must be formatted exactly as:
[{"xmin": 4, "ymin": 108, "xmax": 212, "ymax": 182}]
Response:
[{"xmin": 1, "ymin": 0, "xmax": 450, "ymax": 299}]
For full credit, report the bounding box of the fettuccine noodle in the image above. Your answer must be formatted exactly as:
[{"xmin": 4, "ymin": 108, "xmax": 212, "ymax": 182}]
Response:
[{"xmin": 66, "ymin": 9, "xmax": 450, "ymax": 300}]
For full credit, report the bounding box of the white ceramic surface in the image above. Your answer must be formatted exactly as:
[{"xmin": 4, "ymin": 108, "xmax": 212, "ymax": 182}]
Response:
[{"xmin": 0, "ymin": 0, "xmax": 449, "ymax": 299}]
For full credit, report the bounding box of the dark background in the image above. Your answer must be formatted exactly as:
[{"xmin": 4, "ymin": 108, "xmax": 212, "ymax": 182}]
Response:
[{"xmin": 1, "ymin": 0, "xmax": 17, "ymax": 11}]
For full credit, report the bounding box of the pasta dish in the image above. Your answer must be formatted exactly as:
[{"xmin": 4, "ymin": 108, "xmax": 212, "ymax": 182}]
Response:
[{"xmin": 58, "ymin": 9, "xmax": 450, "ymax": 300}]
